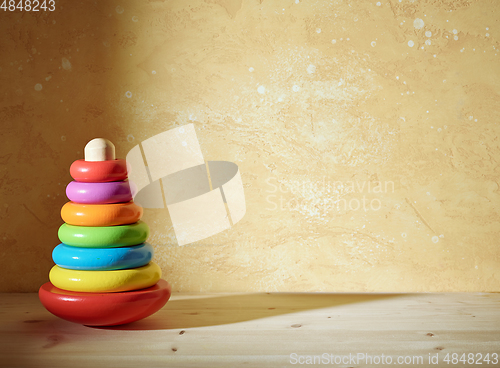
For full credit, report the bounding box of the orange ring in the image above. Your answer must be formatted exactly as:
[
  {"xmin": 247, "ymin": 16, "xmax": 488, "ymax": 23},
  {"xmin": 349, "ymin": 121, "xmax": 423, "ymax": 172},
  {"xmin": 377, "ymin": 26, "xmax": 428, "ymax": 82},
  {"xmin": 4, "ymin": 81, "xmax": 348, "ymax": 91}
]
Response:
[
  {"xmin": 61, "ymin": 201, "xmax": 143, "ymax": 226},
  {"xmin": 70, "ymin": 159, "xmax": 128, "ymax": 183}
]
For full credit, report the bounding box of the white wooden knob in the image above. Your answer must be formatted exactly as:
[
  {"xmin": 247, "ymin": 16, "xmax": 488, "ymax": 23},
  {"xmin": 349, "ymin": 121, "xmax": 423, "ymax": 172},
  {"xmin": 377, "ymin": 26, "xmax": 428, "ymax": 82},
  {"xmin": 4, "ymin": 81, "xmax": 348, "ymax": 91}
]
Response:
[{"xmin": 84, "ymin": 138, "xmax": 116, "ymax": 161}]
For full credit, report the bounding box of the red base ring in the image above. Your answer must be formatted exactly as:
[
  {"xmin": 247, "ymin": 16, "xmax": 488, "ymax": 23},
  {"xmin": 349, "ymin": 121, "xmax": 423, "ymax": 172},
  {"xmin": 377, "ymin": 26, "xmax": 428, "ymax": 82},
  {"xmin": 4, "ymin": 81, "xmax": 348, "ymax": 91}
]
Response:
[{"xmin": 39, "ymin": 279, "xmax": 171, "ymax": 326}]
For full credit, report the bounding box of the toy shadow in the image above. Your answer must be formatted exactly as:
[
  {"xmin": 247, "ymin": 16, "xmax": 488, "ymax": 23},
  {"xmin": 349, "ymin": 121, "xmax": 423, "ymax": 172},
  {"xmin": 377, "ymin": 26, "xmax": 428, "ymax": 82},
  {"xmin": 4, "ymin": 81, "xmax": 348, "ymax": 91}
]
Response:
[{"xmin": 93, "ymin": 292, "xmax": 401, "ymax": 331}]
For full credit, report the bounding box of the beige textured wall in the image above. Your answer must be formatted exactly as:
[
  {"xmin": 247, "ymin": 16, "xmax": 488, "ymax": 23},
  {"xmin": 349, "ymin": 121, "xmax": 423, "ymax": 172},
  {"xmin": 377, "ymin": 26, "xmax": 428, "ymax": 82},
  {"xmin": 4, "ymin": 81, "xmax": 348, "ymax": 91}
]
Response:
[{"xmin": 0, "ymin": 0, "xmax": 499, "ymax": 292}]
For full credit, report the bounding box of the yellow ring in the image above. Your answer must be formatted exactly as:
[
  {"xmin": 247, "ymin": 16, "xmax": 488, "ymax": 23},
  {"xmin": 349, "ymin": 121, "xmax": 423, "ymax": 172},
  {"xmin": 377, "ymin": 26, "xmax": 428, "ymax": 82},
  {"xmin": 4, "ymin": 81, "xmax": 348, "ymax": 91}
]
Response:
[{"xmin": 49, "ymin": 262, "xmax": 162, "ymax": 293}]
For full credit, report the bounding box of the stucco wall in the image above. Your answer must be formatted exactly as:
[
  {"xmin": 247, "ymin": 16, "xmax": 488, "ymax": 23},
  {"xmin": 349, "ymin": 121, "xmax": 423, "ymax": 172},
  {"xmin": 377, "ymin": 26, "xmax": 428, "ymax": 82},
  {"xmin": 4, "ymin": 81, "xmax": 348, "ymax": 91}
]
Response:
[{"xmin": 0, "ymin": 0, "xmax": 499, "ymax": 292}]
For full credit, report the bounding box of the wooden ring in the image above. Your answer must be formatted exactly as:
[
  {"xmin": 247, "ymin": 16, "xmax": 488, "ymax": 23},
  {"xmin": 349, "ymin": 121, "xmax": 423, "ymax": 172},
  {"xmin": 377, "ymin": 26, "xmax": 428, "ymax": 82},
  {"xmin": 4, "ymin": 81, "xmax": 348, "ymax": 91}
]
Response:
[
  {"xmin": 49, "ymin": 262, "xmax": 162, "ymax": 293},
  {"xmin": 61, "ymin": 201, "xmax": 142, "ymax": 226},
  {"xmin": 52, "ymin": 243, "xmax": 153, "ymax": 271},
  {"xmin": 58, "ymin": 221, "xmax": 149, "ymax": 248},
  {"xmin": 66, "ymin": 180, "xmax": 132, "ymax": 204},
  {"xmin": 70, "ymin": 159, "xmax": 128, "ymax": 183},
  {"xmin": 39, "ymin": 279, "xmax": 171, "ymax": 326}
]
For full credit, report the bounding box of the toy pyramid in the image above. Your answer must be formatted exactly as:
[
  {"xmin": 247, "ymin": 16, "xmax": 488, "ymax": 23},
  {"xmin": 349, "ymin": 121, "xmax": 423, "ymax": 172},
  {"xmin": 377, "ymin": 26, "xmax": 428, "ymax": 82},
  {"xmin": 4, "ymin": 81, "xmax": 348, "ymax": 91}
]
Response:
[{"xmin": 39, "ymin": 138, "xmax": 171, "ymax": 326}]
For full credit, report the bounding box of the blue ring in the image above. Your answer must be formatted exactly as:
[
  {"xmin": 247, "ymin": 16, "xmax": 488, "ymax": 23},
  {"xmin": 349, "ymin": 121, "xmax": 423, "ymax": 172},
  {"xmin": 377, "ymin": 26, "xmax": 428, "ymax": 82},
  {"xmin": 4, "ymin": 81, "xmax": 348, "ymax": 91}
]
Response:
[{"xmin": 52, "ymin": 243, "xmax": 154, "ymax": 271}]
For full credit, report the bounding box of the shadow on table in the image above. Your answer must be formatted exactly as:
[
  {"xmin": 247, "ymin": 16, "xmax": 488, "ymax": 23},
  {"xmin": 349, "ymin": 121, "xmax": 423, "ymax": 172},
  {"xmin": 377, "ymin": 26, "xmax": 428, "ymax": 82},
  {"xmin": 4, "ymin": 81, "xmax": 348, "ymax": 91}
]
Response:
[{"xmin": 94, "ymin": 292, "xmax": 402, "ymax": 331}]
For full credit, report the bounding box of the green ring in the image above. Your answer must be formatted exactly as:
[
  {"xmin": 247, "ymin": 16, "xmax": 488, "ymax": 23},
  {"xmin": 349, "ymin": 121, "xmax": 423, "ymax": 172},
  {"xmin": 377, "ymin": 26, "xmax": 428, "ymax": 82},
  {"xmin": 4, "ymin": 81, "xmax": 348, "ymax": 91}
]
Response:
[{"xmin": 58, "ymin": 221, "xmax": 149, "ymax": 248}]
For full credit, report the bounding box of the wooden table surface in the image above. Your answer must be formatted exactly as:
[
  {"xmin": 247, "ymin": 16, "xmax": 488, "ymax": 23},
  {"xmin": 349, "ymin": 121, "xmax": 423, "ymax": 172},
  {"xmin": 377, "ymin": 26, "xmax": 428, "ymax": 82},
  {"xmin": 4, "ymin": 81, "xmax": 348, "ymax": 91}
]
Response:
[{"xmin": 0, "ymin": 292, "xmax": 499, "ymax": 368}]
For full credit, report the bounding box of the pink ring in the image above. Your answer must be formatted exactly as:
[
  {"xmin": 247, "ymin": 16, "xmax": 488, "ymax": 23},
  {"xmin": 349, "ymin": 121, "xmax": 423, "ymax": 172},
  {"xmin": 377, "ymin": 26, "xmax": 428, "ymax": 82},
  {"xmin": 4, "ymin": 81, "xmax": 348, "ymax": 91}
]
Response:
[{"xmin": 66, "ymin": 180, "xmax": 132, "ymax": 204}]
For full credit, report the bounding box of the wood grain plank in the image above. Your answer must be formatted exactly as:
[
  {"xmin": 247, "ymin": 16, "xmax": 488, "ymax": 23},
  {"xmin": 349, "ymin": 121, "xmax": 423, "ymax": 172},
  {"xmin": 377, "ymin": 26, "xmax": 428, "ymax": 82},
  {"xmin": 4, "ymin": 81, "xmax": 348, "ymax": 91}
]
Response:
[{"xmin": 0, "ymin": 293, "xmax": 499, "ymax": 368}]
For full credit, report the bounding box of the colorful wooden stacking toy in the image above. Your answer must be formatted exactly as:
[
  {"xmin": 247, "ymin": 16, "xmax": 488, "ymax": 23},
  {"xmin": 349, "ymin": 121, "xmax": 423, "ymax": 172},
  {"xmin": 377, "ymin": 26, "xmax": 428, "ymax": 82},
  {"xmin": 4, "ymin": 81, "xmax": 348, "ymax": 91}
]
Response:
[{"xmin": 39, "ymin": 138, "xmax": 171, "ymax": 326}]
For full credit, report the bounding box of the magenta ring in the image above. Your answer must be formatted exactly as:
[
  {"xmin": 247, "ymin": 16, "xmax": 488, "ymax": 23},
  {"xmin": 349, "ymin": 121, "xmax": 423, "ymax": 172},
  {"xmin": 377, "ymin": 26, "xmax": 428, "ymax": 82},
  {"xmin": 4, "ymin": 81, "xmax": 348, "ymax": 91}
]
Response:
[{"xmin": 66, "ymin": 180, "xmax": 133, "ymax": 204}]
